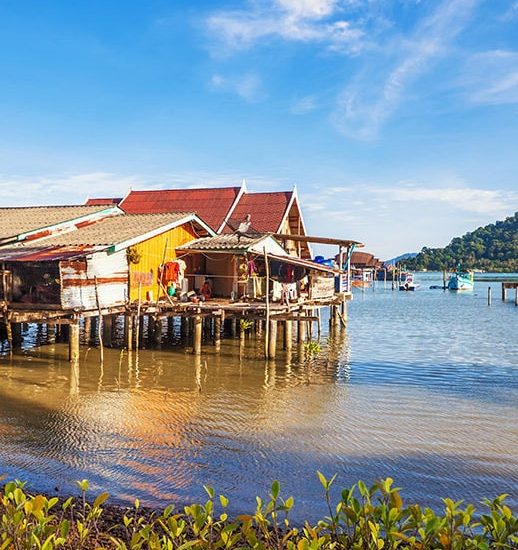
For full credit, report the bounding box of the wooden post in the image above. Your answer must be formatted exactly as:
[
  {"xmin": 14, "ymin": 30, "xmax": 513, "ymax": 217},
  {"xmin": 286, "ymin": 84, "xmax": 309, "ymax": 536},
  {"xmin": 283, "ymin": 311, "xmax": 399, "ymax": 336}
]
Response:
[
  {"xmin": 135, "ymin": 282, "xmax": 142, "ymax": 349},
  {"xmin": 443, "ymin": 270, "xmax": 447, "ymax": 289},
  {"xmin": 284, "ymin": 320, "xmax": 292, "ymax": 351},
  {"xmin": 267, "ymin": 319, "xmax": 277, "ymax": 359},
  {"xmin": 102, "ymin": 315, "xmax": 113, "ymax": 347},
  {"xmin": 193, "ymin": 314, "xmax": 202, "ymax": 355},
  {"xmin": 125, "ymin": 314, "xmax": 133, "ymax": 350},
  {"xmin": 6, "ymin": 321, "xmax": 13, "ymax": 355},
  {"xmin": 12, "ymin": 323, "xmax": 22, "ymax": 348},
  {"xmin": 94, "ymin": 276, "xmax": 104, "ymax": 363},
  {"xmin": 153, "ymin": 317, "xmax": 162, "ymax": 347},
  {"xmin": 515, "ymin": 287, "xmax": 518, "ymax": 307},
  {"xmin": 298, "ymin": 314, "xmax": 307, "ymax": 342},
  {"xmin": 83, "ymin": 317, "xmax": 91, "ymax": 345},
  {"xmin": 502, "ymin": 284, "xmax": 506, "ymax": 301},
  {"xmin": 214, "ymin": 316, "xmax": 221, "ymax": 351},
  {"xmin": 47, "ymin": 323, "xmax": 56, "ymax": 344},
  {"xmin": 487, "ymin": 286, "xmax": 492, "ymax": 306},
  {"xmin": 69, "ymin": 321, "xmax": 80, "ymax": 362},
  {"xmin": 264, "ymin": 247, "xmax": 270, "ymax": 359}
]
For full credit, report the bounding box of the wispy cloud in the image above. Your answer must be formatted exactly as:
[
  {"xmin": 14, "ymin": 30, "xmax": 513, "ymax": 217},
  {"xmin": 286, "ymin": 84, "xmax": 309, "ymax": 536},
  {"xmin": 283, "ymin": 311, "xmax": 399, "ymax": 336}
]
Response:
[
  {"xmin": 333, "ymin": 0, "xmax": 479, "ymax": 139},
  {"xmin": 461, "ymin": 50, "xmax": 518, "ymax": 105},
  {"xmin": 290, "ymin": 95, "xmax": 319, "ymax": 114},
  {"xmin": 206, "ymin": 0, "xmax": 365, "ymax": 54},
  {"xmin": 210, "ymin": 72, "xmax": 265, "ymax": 102}
]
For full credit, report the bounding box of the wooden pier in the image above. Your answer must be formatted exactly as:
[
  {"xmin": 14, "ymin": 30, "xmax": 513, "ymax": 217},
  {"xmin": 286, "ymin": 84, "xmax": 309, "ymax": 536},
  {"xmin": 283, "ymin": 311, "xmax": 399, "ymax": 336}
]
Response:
[{"xmin": 501, "ymin": 281, "xmax": 518, "ymax": 305}]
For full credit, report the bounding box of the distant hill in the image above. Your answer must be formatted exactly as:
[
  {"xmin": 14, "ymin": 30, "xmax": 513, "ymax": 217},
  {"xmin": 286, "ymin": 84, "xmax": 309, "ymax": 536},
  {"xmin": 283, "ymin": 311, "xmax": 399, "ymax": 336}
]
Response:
[
  {"xmin": 385, "ymin": 252, "xmax": 418, "ymax": 266},
  {"xmin": 404, "ymin": 212, "xmax": 518, "ymax": 272}
]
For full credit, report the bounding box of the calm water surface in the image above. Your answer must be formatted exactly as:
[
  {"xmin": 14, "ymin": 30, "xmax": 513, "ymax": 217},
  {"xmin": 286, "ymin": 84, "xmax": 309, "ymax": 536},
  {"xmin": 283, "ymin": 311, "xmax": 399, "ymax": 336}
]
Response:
[{"xmin": 0, "ymin": 272, "xmax": 517, "ymax": 519}]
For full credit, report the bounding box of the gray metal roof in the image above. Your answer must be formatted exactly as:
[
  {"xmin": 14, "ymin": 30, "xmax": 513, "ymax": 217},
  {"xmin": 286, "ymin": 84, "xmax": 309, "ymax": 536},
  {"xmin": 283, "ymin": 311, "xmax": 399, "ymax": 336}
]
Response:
[{"xmin": 0, "ymin": 205, "xmax": 112, "ymax": 242}]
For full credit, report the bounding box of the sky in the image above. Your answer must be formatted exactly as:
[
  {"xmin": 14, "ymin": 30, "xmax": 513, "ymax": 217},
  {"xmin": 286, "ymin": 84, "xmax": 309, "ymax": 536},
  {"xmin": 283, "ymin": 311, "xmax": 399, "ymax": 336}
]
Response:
[{"xmin": 0, "ymin": 0, "xmax": 517, "ymax": 259}]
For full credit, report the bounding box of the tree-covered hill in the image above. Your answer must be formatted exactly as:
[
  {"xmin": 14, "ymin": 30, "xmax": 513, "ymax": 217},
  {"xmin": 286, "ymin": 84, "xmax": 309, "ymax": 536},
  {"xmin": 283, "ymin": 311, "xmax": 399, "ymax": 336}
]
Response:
[{"xmin": 404, "ymin": 212, "xmax": 518, "ymax": 272}]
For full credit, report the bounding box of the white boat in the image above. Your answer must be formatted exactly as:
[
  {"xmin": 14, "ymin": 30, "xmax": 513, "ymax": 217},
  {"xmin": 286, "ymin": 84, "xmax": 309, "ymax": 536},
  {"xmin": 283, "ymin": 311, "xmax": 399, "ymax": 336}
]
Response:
[{"xmin": 399, "ymin": 272, "xmax": 420, "ymax": 291}]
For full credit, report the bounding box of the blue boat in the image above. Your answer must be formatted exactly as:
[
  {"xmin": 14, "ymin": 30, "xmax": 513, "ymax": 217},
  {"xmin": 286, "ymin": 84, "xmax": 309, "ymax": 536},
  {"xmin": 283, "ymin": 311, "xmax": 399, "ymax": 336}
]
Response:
[{"xmin": 447, "ymin": 267, "xmax": 474, "ymax": 291}]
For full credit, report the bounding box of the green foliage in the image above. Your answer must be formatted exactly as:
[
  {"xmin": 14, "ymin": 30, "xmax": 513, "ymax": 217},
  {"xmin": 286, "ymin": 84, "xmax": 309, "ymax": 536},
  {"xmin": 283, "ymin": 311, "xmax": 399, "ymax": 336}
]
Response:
[
  {"xmin": 0, "ymin": 476, "xmax": 516, "ymax": 549},
  {"xmin": 304, "ymin": 341, "xmax": 321, "ymax": 356},
  {"xmin": 405, "ymin": 212, "xmax": 518, "ymax": 272},
  {"xmin": 239, "ymin": 319, "xmax": 253, "ymax": 332}
]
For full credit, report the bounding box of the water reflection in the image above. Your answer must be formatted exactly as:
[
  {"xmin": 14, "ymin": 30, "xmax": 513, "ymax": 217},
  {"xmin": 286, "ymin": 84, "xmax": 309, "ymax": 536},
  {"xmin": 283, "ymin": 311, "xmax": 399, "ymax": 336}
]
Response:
[{"xmin": 0, "ymin": 273, "xmax": 516, "ymax": 520}]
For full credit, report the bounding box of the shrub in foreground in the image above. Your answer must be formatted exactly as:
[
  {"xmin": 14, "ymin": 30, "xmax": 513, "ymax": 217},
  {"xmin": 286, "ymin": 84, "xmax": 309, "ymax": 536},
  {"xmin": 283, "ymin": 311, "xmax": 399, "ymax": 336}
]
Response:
[{"xmin": 0, "ymin": 474, "xmax": 516, "ymax": 549}]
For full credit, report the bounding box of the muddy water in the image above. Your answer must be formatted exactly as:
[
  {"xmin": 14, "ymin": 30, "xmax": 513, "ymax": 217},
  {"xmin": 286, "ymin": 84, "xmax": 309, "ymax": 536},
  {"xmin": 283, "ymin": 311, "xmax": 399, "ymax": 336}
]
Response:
[{"xmin": 0, "ymin": 273, "xmax": 517, "ymax": 520}]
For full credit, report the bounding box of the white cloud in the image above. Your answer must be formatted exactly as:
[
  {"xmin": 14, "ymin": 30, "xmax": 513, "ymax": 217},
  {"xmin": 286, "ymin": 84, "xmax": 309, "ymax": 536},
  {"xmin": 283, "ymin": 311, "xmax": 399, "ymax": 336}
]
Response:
[
  {"xmin": 333, "ymin": 0, "xmax": 479, "ymax": 139},
  {"xmin": 384, "ymin": 186, "xmax": 516, "ymax": 216},
  {"xmin": 462, "ymin": 50, "xmax": 518, "ymax": 105},
  {"xmin": 210, "ymin": 72, "xmax": 265, "ymax": 102},
  {"xmin": 290, "ymin": 95, "xmax": 318, "ymax": 114},
  {"xmin": 206, "ymin": 0, "xmax": 364, "ymax": 53},
  {"xmin": 501, "ymin": 1, "xmax": 518, "ymax": 21}
]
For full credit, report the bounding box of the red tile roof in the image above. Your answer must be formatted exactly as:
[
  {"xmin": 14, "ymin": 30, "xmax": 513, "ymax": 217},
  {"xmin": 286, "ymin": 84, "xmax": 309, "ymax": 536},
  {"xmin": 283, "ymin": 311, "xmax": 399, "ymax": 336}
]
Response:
[
  {"xmin": 85, "ymin": 198, "xmax": 122, "ymax": 206},
  {"xmin": 223, "ymin": 191, "xmax": 293, "ymax": 233},
  {"xmin": 119, "ymin": 187, "xmax": 241, "ymax": 232}
]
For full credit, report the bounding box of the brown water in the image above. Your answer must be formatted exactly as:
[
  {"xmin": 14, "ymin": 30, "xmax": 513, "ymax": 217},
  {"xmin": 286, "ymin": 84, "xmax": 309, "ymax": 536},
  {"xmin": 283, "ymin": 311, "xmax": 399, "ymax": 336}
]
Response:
[{"xmin": 0, "ymin": 273, "xmax": 517, "ymax": 520}]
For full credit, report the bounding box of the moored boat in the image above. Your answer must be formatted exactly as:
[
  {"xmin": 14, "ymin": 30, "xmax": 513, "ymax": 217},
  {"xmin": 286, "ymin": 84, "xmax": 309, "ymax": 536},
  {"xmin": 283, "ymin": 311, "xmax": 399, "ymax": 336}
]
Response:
[
  {"xmin": 447, "ymin": 267, "xmax": 474, "ymax": 291},
  {"xmin": 399, "ymin": 272, "xmax": 420, "ymax": 291}
]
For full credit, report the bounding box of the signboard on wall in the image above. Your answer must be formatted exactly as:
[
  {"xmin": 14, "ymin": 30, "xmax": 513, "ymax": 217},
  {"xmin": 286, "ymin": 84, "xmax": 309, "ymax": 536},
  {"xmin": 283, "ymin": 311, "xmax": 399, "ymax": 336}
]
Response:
[{"xmin": 309, "ymin": 274, "xmax": 335, "ymax": 299}]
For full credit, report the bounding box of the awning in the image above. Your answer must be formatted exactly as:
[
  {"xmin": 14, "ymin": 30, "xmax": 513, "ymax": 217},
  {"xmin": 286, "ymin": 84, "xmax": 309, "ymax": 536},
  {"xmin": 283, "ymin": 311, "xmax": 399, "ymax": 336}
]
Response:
[{"xmin": 257, "ymin": 252, "xmax": 338, "ymax": 275}]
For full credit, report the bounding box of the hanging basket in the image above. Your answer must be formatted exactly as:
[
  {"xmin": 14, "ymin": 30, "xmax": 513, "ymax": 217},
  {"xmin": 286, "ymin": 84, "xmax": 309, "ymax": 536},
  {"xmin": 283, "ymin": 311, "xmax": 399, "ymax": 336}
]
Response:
[{"xmin": 127, "ymin": 246, "xmax": 142, "ymax": 264}]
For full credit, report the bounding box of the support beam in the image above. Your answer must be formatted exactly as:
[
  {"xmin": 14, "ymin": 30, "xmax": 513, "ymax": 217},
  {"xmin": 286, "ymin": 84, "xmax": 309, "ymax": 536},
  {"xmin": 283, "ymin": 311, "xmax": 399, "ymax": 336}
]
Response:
[
  {"xmin": 193, "ymin": 314, "xmax": 202, "ymax": 355},
  {"xmin": 69, "ymin": 322, "xmax": 80, "ymax": 362},
  {"xmin": 298, "ymin": 316, "xmax": 307, "ymax": 342},
  {"xmin": 267, "ymin": 319, "xmax": 277, "ymax": 360},
  {"xmin": 214, "ymin": 316, "xmax": 221, "ymax": 351},
  {"xmin": 284, "ymin": 320, "xmax": 292, "ymax": 351},
  {"xmin": 102, "ymin": 314, "xmax": 113, "ymax": 347},
  {"xmin": 125, "ymin": 314, "xmax": 133, "ymax": 351}
]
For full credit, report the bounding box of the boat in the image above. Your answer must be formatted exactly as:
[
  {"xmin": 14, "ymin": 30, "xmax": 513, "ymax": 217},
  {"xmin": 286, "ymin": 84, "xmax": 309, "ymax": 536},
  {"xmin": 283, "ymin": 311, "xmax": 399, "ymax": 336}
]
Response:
[
  {"xmin": 447, "ymin": 267, "xmax": 474, "ymax": 291},
  {"xmin": 399, "ymin": 272, "xmax": 420, "ymax": 291}
]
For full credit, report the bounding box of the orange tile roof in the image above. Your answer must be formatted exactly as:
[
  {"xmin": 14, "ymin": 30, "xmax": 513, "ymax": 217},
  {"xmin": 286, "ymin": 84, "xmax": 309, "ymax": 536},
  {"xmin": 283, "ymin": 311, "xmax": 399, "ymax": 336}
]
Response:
[{"xmin": 119, "ymin": 187, "xmax": 241, "ymax": 232}]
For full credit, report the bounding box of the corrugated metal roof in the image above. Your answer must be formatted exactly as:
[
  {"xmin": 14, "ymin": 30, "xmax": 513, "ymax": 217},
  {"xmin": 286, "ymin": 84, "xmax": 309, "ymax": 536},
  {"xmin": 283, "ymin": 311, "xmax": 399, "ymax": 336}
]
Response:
[
  {"xmin": 0, "ymin": 205, "xmax": 112, "ymax": 242},
  {"xmin": 177, "ymin": 233, "xmax": 267, "ymax": 253},
  {"xmin": 259, "ymin": 252, "xmax": 338, "ymax": 274},
  {"xmin": 85, "ymin": 197, "xmax": 122, "ymax": 206},
  {"xmin": 223, "ymin": 191, "xmax": 293, "ymax": 233},
  {"xmin": 119, "ymin": 187, "xmax": 241, "ymax": 232},
  {"xmin": 0, "ymin": 245, "xmax": 99, "ymax": 262}
]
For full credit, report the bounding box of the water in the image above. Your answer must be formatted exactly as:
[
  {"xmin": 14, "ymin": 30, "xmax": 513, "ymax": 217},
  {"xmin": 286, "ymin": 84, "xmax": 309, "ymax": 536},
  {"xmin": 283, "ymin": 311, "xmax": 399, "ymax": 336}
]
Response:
[{"xmin": 0, "ymin": 272, "xmax": 517, "ymax": 520}]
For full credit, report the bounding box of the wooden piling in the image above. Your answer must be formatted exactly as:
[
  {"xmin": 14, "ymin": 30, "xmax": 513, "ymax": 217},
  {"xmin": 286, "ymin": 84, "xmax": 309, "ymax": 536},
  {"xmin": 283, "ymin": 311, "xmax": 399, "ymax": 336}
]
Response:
[
  {"xmin": 153, "ymin": 317, "xmax": 162, "ymax": 347},
  {"xmin": 284, "ymin": 320, "xmax": 292, "ymax": 351},
  {"xmin": 502, "ymin": 284, "xmax": 506, "ymax": 301},
  {"xmin": 6, "ymin": 321, "xmax": 13, "ymax": 355},
  {"xmin": 214, "ymin": 316, "xmax": 221, "ymax": 350},
  {"xmin": 298, "ymin": 315, "xmax": 307, "ymax": 342},
  {"xmin": 267, "ymin": 319, "xmax": 277, "ymax": 359},
  {"xmin": 488, "ymin": 286, "xmax": 492, "ymax": 306},
  {"xmin": 125, "ymin": 314, "xmax": 133, "ymax": 351},
  {"xmin": 193, "ymin": 314, "xmax": 202, "ymax": 355},
  {"xmin": 83, "ymin": 317, "xmax": 91, "ymax": 345},
  {"xmin": 102, "ymin": 315, "xmax": 113, "ymax": 347},
  {"xmin": 515, "ymin": 287, "xmax": 518, "ymax": 307},
  {"xmin": 47, "ymin": 323, "xmax": 56, "ymax": 344},
  {"xmin": 69, "ymin": 322, "xmax": 80, "ymax": 362}
]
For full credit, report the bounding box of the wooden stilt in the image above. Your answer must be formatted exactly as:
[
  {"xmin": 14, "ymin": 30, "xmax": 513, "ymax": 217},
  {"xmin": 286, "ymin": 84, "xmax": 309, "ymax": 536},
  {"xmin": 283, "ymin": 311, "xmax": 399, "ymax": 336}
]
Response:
[
  {"xmin": 153, "ymin": 317, "xmax": 162, "ymax": 347},
  {"xmin": 12, "ymin": 323, "xmax": 22, "ymax": 348},
  {"xmin": 298, "ymin": 315, "xmax": 306, "ymax": 342},
  {"xmin": 6, "ymin": 321, "xmax": 13, "ymax": 355},
  {"xmin": 47, "ymin": 323, "xmax": 56, "ymax": 344},
  {"xmin": 488, "ymin": 286, "xmax": 492, "ymax": 306},
  {"xmin": 284, "ymin": 320, "xmax": 292, "ymax": 351},
  {"xmin": 268, "ymin": 319, "xmax": 277, "ymax": 360},
  {"xmin": 214, "ymin": 316, "xmax": 221, "ymax": 351},
  {"xmin": 69, "ymin": 322, "xmax": 80, "ymax": 362},
  {"xmin": 125, "ymin": 314, "xmax": 133, "ymax": 351},
  {"xmin": 83, "ymin": 317, "xmax": 91, "ymax": 345},
  {"xmin": 102, "ymin": 314, "xmax": 113, "ymax": 347},
  {"xmin": 193, "ymin": 314, "xmax": 202, "ymax": 355}
]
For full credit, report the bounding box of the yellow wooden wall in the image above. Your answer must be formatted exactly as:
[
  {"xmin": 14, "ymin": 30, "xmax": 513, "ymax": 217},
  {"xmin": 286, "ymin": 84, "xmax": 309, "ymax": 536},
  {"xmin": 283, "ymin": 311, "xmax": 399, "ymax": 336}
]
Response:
[{"xmin": 129, "ymin": 224, "xmax": 196, "ymax": 302}]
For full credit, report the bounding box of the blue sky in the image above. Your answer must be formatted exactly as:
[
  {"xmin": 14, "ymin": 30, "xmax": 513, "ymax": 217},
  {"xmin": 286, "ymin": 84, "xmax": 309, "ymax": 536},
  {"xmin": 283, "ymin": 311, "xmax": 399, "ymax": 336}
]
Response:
[{"xmin": 0, "ymin": 0, "xmax": 517, "ymax": 259}]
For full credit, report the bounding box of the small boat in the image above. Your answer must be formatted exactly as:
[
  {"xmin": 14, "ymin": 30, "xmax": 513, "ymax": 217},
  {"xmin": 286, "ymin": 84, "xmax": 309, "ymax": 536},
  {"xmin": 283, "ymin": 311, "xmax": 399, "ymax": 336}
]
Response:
[
  {"xmin": 399, "ymin": 272, "xmax": 419, "ymax": 291},
  {"xmin": 447, "ymin": 268, "xmax": 474, "ymax": 291}
]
